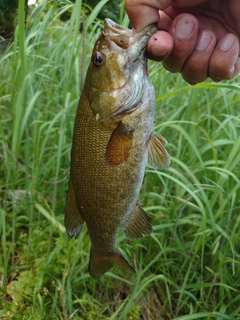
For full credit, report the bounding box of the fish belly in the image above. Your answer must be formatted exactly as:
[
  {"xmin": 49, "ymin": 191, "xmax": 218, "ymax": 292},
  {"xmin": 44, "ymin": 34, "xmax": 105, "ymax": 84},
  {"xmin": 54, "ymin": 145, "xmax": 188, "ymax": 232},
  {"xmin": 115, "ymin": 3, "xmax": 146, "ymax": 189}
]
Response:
[{"xmin": 72, "ymin": 97, "xmax": 149, "ymax": 251}]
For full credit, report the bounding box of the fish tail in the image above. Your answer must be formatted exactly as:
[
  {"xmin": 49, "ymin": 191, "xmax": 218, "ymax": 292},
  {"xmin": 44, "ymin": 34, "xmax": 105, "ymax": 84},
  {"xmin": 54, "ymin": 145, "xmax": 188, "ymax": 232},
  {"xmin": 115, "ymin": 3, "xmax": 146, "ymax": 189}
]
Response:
[{"xmin": 89, "ymin": 246, "xmax": 135, "ymax": 279}]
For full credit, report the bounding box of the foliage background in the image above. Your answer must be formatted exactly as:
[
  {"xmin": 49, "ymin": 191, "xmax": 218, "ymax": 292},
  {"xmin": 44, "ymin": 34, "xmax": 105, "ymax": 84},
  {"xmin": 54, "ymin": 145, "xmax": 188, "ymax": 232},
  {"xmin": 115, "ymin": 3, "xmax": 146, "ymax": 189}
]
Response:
[
  {"xmin": 0, "ymin": 0, "xmax": 19, "ymax": 38},
  {"xmin": 0, "ymin": 0, "xmax": 240, "ymax": 319}
]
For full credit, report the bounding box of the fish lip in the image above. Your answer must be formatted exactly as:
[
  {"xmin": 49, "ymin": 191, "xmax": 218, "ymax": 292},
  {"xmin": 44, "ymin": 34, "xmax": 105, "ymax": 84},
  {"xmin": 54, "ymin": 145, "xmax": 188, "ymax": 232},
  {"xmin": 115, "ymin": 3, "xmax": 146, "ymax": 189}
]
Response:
[
  {"xmin": 103, "ymin": 19, "xmax": 157, "ymax": 59},
  {"xmin": 104, "ymin": 18, "xmax": 157, "ymax": 43},
  {"xmin": 104, "ymin": 18, "xmax": 131, "ymax": 35}
]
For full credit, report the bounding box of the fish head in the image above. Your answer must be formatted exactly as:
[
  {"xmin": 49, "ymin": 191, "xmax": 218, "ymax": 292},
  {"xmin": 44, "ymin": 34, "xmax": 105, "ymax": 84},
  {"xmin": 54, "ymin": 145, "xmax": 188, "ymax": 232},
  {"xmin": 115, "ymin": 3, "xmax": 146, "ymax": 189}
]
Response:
[{"xmin": 86, "ymin": 19, "xmax": 157, "ymax": 122}]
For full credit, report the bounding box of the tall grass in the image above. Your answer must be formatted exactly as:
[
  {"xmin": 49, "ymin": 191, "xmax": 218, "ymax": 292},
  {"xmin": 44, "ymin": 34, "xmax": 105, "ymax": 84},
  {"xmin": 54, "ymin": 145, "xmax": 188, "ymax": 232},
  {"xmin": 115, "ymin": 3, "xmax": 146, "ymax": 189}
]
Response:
[{"xmin": 0, "ymin": 0, "xmax": 240, "ymax": 319}]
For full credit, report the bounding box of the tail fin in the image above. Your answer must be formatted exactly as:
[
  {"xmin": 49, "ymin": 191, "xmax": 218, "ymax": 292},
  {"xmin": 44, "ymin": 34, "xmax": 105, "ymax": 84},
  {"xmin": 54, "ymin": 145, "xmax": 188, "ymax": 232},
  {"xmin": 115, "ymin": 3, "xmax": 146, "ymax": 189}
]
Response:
[{"xmin": 89, "ymin": 246, "xmax": 135, "ymax": 279}]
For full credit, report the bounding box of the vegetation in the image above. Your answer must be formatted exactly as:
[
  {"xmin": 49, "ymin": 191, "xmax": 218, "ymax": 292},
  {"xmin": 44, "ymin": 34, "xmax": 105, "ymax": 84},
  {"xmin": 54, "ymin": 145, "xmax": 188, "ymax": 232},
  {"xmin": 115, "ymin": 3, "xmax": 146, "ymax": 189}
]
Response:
[
  {"xmin": 1, "ymin": 0, "xmax": 240, "ymax": 318},
  {"xmin": 0, "ymin": 0, "xmax": 28, "ymax": 39},
  {"xmin": 82, "ymin": 0, "xmax": 122, "ymax": 22},
  {"xmin": 39, "ymin": 0, "xmax": 122, "ymax": 26}
]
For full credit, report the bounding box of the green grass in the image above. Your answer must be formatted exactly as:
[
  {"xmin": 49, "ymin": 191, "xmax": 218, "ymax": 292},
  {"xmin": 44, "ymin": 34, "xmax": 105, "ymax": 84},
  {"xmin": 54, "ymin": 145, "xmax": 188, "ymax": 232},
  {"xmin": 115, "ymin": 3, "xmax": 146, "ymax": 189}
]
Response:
[{"xmin": 1, "ymin": 0, "xmax": 240, "ymax": 319}]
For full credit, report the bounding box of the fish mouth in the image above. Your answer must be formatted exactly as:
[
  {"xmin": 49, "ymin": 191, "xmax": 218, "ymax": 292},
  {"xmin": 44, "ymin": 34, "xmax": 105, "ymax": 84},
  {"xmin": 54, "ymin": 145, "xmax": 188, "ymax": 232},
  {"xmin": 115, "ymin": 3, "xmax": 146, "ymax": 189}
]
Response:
[
  {"xmin": 104, "ymin": 19, "xmax": 132, "ymax": 36},
  {"xmin": 103, "ymin": 18, "xmax": 157, "ymax": 50},
  {"xmin": 94, "ymin": 19, "xmax": 157, "ymax": 123}
]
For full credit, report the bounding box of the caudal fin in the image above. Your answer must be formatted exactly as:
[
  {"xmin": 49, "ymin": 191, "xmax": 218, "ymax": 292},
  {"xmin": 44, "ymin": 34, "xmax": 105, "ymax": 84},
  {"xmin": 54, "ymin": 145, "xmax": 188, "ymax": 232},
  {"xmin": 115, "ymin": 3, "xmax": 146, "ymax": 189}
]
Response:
[{"xmin": 89, "ymin": 246, "xmax": 135, "ymax": 279}]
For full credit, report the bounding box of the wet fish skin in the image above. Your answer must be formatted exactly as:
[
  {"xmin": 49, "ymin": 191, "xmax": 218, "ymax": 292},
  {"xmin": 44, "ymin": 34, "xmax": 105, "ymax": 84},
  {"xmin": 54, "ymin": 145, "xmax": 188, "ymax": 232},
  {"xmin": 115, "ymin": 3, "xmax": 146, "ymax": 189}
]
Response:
[{"xmin": 65, "ymin": 19, "xmax": 170, "ymax": 279}]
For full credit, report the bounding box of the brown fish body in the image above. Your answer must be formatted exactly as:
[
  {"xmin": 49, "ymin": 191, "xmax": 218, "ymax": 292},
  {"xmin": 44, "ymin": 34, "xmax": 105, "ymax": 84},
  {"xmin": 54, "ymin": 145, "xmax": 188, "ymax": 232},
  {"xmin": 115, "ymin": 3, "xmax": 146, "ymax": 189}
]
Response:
[{"xmin": 65, "ymin": 19, "xmax": 170, "ymax": 279}]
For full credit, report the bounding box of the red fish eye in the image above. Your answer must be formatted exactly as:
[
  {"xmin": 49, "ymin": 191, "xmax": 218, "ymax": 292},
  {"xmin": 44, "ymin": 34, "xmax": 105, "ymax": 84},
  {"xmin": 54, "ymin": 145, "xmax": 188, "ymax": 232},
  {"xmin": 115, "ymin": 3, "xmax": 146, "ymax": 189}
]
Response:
[{"xmin": 92, "ymin": 52, "xmax": 105, "ymax": 67}]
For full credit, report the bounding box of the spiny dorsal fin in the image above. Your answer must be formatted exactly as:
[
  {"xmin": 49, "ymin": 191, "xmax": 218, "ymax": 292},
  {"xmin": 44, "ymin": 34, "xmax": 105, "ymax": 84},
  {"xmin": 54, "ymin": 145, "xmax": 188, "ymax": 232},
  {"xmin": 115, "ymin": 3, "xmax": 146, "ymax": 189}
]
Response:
[
  {"xmin": 147, "ymin": 132, "xmax": 171, "ymax": 169},
  {"xmin": 123, "ymin": 201, "xmax": 152, "ymax": 240},
  {"xmin": 105, "ymin": 122, "xmax": 133, "ymax": 165},
  {"xmin": 65, "ymin": 179, "xmax": 84, "ymax": 238}
]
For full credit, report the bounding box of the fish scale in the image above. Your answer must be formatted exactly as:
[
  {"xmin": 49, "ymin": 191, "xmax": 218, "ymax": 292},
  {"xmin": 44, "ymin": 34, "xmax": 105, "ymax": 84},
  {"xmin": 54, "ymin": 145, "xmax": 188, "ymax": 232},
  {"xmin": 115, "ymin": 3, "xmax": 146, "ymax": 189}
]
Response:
[{"xmin": 65, "ymin": 19, "xmax": 170, "ymax": 279}]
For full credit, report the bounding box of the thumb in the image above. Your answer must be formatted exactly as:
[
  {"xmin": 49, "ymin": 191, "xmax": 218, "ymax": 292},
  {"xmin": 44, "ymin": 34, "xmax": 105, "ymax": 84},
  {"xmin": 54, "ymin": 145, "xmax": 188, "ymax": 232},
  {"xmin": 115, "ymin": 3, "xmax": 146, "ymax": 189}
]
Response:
[{"xmin": 125, "ymin": 0, "xmax": 173, "ymax": 31}]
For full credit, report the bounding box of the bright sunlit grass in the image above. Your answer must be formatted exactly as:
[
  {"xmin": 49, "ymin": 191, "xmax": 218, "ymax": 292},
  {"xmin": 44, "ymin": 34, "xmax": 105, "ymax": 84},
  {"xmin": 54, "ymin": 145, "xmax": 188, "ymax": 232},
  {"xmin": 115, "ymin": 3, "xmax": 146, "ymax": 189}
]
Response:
[{"xmin": 0, "ymin": 0, "xmax": 240, "ymax": 319}]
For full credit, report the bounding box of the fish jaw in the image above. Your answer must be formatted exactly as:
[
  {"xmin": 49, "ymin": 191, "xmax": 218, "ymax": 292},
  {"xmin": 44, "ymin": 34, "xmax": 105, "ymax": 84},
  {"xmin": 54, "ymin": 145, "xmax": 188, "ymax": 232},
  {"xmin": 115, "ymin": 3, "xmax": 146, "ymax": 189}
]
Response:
[
  {"xmin": 103, "ymin": 18, "xmax": 157, "ymax": 70},
  {"xmin": 103, "ymin": 18, "xmax": 157, "ymax": 56},
  {"xmin": 87, "ymin": 19, "xmax": 157, "ymax": 122}
]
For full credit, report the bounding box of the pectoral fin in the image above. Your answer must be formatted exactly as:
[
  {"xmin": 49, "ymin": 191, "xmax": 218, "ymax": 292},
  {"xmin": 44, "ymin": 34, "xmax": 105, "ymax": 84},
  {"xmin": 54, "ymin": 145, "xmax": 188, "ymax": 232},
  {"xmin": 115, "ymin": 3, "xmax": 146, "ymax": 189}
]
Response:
[
  {"xmin": 105, "ymin": 122, "xmax": 133, "ymax": 165},
  {"xmin": 123, "ymin": 201, "xmax": 152, "ymax": 240},
  {"xmin": 147, "ymin": 132, "xmax": 171, "ymax": 169},
  {"xmin": 64, "ymin": 179, "xmax": 84, "ymax": 238}
]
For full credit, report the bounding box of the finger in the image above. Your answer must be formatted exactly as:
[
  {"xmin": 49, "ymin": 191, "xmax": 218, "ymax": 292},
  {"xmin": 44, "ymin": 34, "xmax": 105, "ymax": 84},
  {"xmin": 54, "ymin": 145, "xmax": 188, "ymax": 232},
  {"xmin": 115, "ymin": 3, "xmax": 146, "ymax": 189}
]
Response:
[
  {"xmin": 171, "ymin": 0, "xmax": 210, "ymax": 7},
  {"xmin": 209, "ymin": 33, "xmax": 240, "ymax": 81},
  {"xmin": 125, "ymin": 0, "xmax": 172, "ymax": 32},
  {"xmin": 146, "ymin": 10, "xmax": 173, "ymax": 61},
  {"xmin": 181, "ymin": 30, "xmax": 216, "ymax": 84},
  {"xmin": 158, "ymin": 9, "xmax": 173, "ymax": 31},
  {"xmin": 147, "ymin": 31, "xmax": 174, "ymax": 61},
  {"xmin": 162, "ymin": 14, "xmax": 199, "ymax": 73}
]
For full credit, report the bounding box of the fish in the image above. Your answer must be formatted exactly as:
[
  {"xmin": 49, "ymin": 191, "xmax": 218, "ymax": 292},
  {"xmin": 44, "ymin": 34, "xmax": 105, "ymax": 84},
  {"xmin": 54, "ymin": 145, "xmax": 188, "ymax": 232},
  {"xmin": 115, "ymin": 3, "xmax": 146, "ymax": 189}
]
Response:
[{"xmin": 64, "ymin": 18, "xmax": 170, "ymax": 279}]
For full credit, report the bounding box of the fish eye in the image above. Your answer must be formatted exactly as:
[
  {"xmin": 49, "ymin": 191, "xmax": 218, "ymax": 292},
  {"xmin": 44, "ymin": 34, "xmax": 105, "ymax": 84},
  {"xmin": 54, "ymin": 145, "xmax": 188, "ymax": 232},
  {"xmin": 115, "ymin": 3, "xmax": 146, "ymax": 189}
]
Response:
[{"xmin": 92, "ymin": 52, "xmax": 105, "ymax": 67}]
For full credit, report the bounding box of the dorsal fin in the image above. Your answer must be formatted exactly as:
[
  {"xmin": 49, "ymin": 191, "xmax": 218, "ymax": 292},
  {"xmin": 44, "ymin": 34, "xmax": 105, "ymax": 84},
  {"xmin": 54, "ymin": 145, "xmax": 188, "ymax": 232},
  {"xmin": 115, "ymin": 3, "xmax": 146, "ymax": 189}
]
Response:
[
  {"xmin": 147, "ymin": 132, "xmax": 171, "ymax": 169},
  {"xmin": 105, "ymin": 122, "xmax": 133, "ymax": 165}
]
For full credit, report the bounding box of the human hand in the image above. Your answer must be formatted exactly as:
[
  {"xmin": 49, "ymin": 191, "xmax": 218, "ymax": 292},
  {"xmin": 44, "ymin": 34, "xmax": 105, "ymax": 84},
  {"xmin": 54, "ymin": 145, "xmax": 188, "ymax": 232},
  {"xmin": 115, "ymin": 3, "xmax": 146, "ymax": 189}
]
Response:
[{"xmin": 125, "ymin": 0, "xmax": 240, "ymax": 84}]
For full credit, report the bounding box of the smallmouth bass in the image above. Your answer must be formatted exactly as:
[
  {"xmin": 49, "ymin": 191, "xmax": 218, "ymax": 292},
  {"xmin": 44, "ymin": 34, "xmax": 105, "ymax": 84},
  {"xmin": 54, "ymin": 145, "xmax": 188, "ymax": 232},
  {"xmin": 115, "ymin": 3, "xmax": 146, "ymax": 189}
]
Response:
[{"xmin": 65, "ymin": 19, "xmax": 170, "ymax": 279}]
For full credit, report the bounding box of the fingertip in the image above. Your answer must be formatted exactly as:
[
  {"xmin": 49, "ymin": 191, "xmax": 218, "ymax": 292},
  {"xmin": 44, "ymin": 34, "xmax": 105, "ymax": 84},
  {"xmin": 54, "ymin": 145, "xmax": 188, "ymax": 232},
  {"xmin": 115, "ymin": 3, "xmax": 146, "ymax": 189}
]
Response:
[
  {"xmin": 181, "ymin": 30, "xmax": 216, "ymax": 84},
  {"xmin": 147, "ymin": 31, "xmax": 173, "ymax": 61},
  {"xmin": 219, "ymin": 33, "xmax": 237, "ymax": 52},
  {"xmin": 209, "ymin": 33, "xmax": 240, "ymax": 81},
  {"xmin": 162, "ymin": 14, "xmax": 199, "ymax": 73},
  {"xmin": 172, "ymin": 13, "xmax": 198, "ymax": 40},
  {"xmin": 233, "ymin": 57, "xmax": 240, "ymax": 77}
]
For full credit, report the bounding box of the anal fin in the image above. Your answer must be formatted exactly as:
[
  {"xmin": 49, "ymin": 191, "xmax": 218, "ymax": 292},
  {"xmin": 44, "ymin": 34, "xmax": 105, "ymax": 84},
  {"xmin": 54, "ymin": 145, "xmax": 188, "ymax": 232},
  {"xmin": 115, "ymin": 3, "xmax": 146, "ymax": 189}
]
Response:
[
  {"xmin": 64, "ymin": 179, "xmax": 84, "ymax": 238},
  {"xmin": 105, "ymin": 121, "xmax": 133, "ymax": 165},
  {"xmin": 123, "ymin": 201, "xmax": 152, "ymax": 240},
  {"xmin": 147, "ymin": 132, "xmax": 171, "ymax": 169}
]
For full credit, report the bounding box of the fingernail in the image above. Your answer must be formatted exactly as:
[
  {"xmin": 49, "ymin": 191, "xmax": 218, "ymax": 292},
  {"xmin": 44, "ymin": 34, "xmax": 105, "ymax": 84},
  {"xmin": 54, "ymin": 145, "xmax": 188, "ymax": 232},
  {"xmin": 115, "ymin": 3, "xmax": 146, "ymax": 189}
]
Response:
[
  {"xmin": 220, "ymin": 34, "xmax": 236, "ymax": 51},
  {"xmin": 175, "ymin": 17, "xmax": 194, "ymax": 39},
  {"xmin": 131, "ymin": 27, "xmax": 137, "ymax": 35},
  {"xmin": 195, "ymin": 30, "xmax": 212, "ymax": 51}
]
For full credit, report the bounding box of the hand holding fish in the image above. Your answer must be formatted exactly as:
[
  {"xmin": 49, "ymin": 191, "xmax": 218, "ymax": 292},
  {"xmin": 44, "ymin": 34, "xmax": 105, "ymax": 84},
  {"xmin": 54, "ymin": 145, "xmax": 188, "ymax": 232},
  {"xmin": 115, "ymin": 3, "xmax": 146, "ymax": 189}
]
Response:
[{"xmin": 126, "ymin": 0, "xmax": 240, "ymax": 84}]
